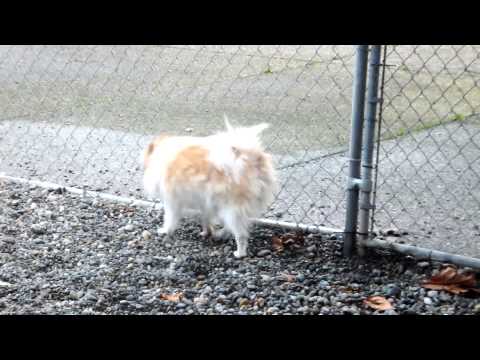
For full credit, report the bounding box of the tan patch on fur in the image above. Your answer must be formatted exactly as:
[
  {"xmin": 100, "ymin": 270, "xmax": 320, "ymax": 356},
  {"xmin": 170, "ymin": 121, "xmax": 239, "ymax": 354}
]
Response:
[
  {"xmin": 233, "ymin": 149, "xmax": 274, "ymax": 204},
  {"xmin": 165, "ymin": 144, "xmax": 275, "ymax": 207},
  {"xmin": 144, "ymin": 134, "xmax": 169, "ymax": 169},
  {"xmin": 165, "ymin": 145, "xmax": 226, "ymax": 190}
]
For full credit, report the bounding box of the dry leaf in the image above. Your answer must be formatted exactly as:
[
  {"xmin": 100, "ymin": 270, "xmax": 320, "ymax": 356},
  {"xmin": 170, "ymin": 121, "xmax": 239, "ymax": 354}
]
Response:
[
  {"xmin": 272, "ymin": 236, "xmax": 284, "ymax": 253},
  {"xmin": 280, "ymin": 273, "xmax": 296, "ymax": 282},
  {"xmin": 159, "ymin": 292, "xmax": 183, "ymax": 302},
  {"xmin": 341, "ymin": 286, "xmax": 357, "ymax": 294},
  {"xmin": 363, "ymin": 296, "xmax": 393, "ymax": 311},
  {"xmin": 238, "ymin": 298, "xmax": 251, "ymax": 307},
  {"xmin": 254, "ymin": 297, "xmax": 266, "ymax": 308},
  {"xmin": 422, "ymin": 266, "xmax": 479, "ymax": 295},
  {"xmin": 272, "ymin": 232, "xmax": 305, "ymax": 253}
]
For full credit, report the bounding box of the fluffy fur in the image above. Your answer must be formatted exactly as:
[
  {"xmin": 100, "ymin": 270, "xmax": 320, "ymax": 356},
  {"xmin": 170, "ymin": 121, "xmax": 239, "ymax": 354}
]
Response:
[{"xmin": 142, "ymin": 116, "xmax": 277, "ymax": 258}]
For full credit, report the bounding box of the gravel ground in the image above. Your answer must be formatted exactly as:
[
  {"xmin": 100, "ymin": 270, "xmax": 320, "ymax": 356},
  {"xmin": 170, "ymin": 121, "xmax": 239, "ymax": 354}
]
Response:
[{"xmin": 0, "ymin": 180, "xmax": 479, "ymax": 315}]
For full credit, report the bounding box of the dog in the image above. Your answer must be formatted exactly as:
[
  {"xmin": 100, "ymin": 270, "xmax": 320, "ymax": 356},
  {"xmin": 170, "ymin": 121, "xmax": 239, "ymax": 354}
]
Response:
[{"xmin": 142, "ymin": 116, "xmax": 277, "ymax": 258}]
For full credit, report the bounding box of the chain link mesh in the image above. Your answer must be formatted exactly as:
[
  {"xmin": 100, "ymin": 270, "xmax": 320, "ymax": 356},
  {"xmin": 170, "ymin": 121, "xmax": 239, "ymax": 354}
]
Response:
[
  {"xmin": 0, "ymin": 45, "xmax": 356, "ymax": 230},
  {"xmin": 372, "ymin": 45, "xmax": 480, "ymax": 258}
]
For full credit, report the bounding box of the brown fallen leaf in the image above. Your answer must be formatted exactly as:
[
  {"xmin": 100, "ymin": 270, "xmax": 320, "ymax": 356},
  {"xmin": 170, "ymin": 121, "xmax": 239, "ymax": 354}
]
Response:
[
  {"xmin": 422, "ymin": 266, "xmax": 479, "ymax": 295},
  {"xmin": 238, "ymin": 298, "xmax": 251, "ymax": 308},
  {"xmin": 280, "ymin": 273, "xmax": 296, "ymax": 282},
  {"xmin": 340, "ymin": 286, "xmax": 357, "ymax": 294},
  {"xmin": 254, "ymin": 297, "xmax": 266, "ymax": 308},
  {"xmin": 272, "ymin": 236, "xmax": 284, "ymax": 253},
  {"xmin": 363, "ymin": 296, "xmax": 393, "ymax": 311},
  {"xmin": 159, "ymin": 292, "xmax": 184, "ymax": 302},
  {"xmin": 272, "ymin": 232, "xmax": 305, "ymax": 253}
]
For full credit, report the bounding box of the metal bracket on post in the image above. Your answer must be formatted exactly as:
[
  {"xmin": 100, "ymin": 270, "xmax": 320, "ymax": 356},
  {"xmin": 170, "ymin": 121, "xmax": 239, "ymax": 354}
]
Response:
[
  {"xmin": 346, "ymin": 176, "xmax": 372, "ymax": 192},
  {"xmin": 346, "ymin": 176, "xmax": 375, "ymax": 211}
]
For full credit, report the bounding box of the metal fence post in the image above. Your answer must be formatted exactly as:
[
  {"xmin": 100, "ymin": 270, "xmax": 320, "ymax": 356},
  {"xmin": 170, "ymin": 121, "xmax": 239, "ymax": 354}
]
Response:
[
  {"xmin": 357, "ymin": 45, "xmax": 383, "ymax": 255},
  {"xmin": 343, "ymin": 45, "xmax": 369, "ymax": 257}
]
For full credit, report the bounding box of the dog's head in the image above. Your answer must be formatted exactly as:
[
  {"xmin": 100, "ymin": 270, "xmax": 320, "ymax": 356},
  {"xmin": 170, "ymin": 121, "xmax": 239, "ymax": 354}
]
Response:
[{"xmin": 142, "ymin": 134, "xmax": 170, "ymax": 170}]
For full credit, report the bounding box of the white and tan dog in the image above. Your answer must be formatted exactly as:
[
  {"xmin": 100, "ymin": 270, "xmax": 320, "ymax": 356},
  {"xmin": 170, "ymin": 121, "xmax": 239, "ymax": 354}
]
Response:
[{"xmin": 142, "ymin": 116, "xmax": 277, "ymax": 258}]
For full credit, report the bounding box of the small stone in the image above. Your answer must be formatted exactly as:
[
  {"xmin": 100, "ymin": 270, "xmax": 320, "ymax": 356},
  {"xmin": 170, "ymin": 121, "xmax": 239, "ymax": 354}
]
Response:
[
  {"xmin": 247, "ymin": 283, "xmax": 257, "ymax": 290},
  {"xmin": 238, "ymin": 298, "xmax": 250, "ymax": 307},
  {"xmin": 439, "ymin": 292, "xmax": 451, "ymax": 302},
  {"xmin": 474, "ymin": 304, "xmax": 480, "ymax": 314},
  {"xmin": 306, "ymin": 245, "xmax": 316, "ymax": 252},
  {"xmin": 142, "ymin": 230, "xmax": 152, "ymax": 240},
  {"xmin": 319, "ymin": 280, "xmax": 329, "ymax": 289},
  {"xmin": 423, "ymin": 297, "xmax": 433, "ymax": 305},
  {"xmin": 202, "ymin": 286, "xmax": 213, "ymax": 295},
  {"xmin": 384, "ymin": 309, "xmax": 398, "ymax": 315},
  {"xmin": 256, "ymin": 249, "xmax": 271, "ymax": 257},
  {"xmin": 193, "ymin": 296, "xmax": 208, "ymax": 306},
  {"xmin": 417, "ymin": 261, "xmax": 430, "ymax": 268},
  {"xmin": 426, "ymin": 290, "xmax": 438, "ymax": 298},
  {"xmin": 266, "ymin": 306, "xmax": 278, "ymax": 314},
  {"xmin": 372, "ymin": 269, "xmax": 381, "ymax": 276},
  {"xmin": 320, "ymin": 306, "xmax": 330, "ymax": 314},
  {"xmin": 0, "ymin": 281, "xmax": 13, "ymax": 287},
  {"xmin": 386, "ymin": 285, "xmax": 401, "ymax": 297},
  {"xmin": 31, "ymin": 223, "xmax": 47, "ymax": 235},
  {"xmin": 185, "ymin": 127, "xmax": 193, "ymax": 133},
  {"xmin": 124, "ymin": 224, "xmax": 134, "ymax": 232},
  {"xmin": 260, "ymin": 274, "xmax": 272, "ymax": 282}
]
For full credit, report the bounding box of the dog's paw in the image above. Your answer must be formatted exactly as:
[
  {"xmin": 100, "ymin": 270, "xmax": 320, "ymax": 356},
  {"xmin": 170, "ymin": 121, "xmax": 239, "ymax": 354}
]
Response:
[
  {"xmin": 157, "ymin": 227, "xmax": 173, "ymax": 238},
  {"xmin": 233, "ymin": 250, "xmax": 247, "ymax": 259},
  {"xmin": 199, "ymin": 230, "xmax": 211, "ymax": 238}
]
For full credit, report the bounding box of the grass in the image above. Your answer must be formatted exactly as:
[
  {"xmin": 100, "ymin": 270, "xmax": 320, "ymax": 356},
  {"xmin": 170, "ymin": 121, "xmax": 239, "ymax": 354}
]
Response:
[
  {"xmin": 380, "ymin": 112, "xmax": 472, "ymax": 142},
  {"xmin": 263, "ymin": 67, "xmax": 273, "ymax": 74}
]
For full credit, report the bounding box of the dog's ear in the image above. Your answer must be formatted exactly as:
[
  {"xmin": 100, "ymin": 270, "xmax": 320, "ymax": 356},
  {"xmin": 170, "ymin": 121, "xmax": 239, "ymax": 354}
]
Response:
[
  {"xmin": 142, "ymin": 142, "xmax": 156, "ymax": 168},
  {"xmin": 250, "ymin": 123, "xmax": 270, "ymax": 136},
  {"xmin": 224, "ymin": 114, "xmax": 234, "ymax": 132}
]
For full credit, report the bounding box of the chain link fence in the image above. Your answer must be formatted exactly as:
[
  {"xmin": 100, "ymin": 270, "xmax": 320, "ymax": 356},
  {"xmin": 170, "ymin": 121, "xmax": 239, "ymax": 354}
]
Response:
[
  {"xmin": 371, "ymin": 45, "xmax": 480, "ymax": 259},
  {"xmin": 0, "ymin": 45, "xmax": 356, "ymax": 230},
  {"xmin": 1, "ymin": 45, "xmax": 479, "ymax": 263}
]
